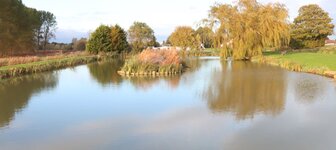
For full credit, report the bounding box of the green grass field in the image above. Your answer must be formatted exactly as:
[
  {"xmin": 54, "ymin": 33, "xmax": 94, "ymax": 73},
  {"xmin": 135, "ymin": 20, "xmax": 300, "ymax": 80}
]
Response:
[{"xmin": 267, "ymin": 52, "xmax": 336, "ymax": 71}]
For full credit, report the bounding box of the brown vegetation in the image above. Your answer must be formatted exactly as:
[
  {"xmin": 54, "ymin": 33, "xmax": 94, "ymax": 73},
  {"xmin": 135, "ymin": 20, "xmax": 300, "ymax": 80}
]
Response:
[
  {"xmin": 119, "ymin": 49, "xmax": 184, "ymax": 76},
  {"xmin": 0, "ymin": 51, "xmax": 88, "ymax": 67},
  {"xmin": 138, "ymin": 49, "xmax": 181, "ymax": 66}
]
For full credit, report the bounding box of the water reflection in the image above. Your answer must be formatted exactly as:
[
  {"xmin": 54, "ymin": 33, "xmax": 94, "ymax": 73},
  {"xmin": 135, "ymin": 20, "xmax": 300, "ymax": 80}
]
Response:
[
  {"xmin": 1, "ymin": 58, "xmax": 336, "ymax": 150},
  {"xmin": 184, "ymin": 57, "xmax": 202, "ymax": 72},
  {"xmin": 293, "ymin": 75, "xmax": 327, "ymax": 104},
  {"xmin": 87, "ymin": 59, "xmax": 124, "ymax": 87},
  {"xmin": 120, "ymin": 58, "xmax": 202, "ymax": 91},
  {"xmin": 0, "ymin": 73, "xmax": 58, "ymax": 128},
  {"xmin": 126, "ymin": 76, "xmax": 181, "ymax": 90},
  {"xmin": 203, "ymin": 61, "xmax": 287, "ymax": 120}
]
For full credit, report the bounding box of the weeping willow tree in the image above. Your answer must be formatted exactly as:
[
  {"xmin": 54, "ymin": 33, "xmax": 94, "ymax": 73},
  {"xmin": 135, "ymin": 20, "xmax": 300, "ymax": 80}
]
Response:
[{"xmin": 207, "ymin": 0, "xmax": 290, "ymax": 60}]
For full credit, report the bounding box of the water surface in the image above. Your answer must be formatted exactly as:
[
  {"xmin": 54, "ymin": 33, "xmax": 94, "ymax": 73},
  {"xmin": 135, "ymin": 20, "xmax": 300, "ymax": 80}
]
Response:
[{"xmin": 0, "ymin": 58, "xmax": 336, "ymax": 150}]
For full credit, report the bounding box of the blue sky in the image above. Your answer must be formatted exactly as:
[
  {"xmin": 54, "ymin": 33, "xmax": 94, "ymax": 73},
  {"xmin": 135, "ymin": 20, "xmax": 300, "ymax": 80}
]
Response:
[{"xmin": 22, "ymin": 0, "xmax": 336, "ymax": 43}]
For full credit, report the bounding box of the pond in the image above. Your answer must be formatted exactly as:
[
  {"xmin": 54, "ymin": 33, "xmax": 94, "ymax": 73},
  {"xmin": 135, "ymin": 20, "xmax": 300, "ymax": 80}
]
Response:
[{"xmin": 0, "ymin": 57, "xmax": 336, "ymax": 150}]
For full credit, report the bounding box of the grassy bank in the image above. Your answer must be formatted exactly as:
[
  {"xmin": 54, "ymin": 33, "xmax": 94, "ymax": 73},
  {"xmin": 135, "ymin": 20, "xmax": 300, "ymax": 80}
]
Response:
[
  {"xmin": 0, "ymin": 51, "xmax": 89, "ymax": 67},
  {"xmin": 253, "ymin": 47, "xmax": 336, "ymax": 78},
  {"xmin": 0, "ymin": 55, "xmax": 99, "ymax": 79}
]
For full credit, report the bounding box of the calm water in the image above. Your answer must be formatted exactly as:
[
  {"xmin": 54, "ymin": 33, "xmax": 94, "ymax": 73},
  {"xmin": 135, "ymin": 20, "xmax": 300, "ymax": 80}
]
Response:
[{"xmin": 0, "ymin": 57, "xmax": 336, "ymax": 150}]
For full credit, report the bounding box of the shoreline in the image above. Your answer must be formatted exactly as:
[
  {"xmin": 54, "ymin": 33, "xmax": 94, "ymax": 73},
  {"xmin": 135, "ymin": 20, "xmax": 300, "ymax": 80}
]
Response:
[
  {"xmin": 2, "ymin": 52, "xmax": 336, "ymax": 80},
  {"xmin": 0, "ymin": 55, "xmax": 100, "ymax": 80},
  {"xmin": 252, "ymin": 56, "xmax": 336, "ymax": 79}
]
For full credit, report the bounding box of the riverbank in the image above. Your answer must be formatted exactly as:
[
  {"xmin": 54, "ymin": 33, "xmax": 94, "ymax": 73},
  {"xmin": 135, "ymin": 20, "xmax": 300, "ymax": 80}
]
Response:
[
  {"xmin": 0, "ymin": 54, "xmax": 99, "ymax": 79},
  {"xmin": 252, "ymin": 47, "xmax": 336, "ymax": 79}
]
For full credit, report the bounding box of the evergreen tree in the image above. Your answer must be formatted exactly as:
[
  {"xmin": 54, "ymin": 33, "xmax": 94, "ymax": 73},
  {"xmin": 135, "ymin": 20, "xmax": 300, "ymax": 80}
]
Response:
[
  {"xmin": 110, "ymin": 25, "xmax": 129, "ymax": 54},
  {"xmin": 86, "ymin": 25, "xmax": 112, "ymax": 54}
]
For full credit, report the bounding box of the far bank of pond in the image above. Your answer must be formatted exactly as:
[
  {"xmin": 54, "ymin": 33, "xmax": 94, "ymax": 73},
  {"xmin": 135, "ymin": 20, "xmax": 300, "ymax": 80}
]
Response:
[
  {"xmin": 0, "ymin": 55, "xmax": 98, "ymax": 79},
  {"xmin": 252, "ymin": 51, "xmax": 336, "ymax": 79},
  {"xmin": 0, "ymin": 52, "xmax": 124, "ymax": 79},
  {"xmin": 1, "ymin": 47, "xmax": 336, "ymax": 80}
]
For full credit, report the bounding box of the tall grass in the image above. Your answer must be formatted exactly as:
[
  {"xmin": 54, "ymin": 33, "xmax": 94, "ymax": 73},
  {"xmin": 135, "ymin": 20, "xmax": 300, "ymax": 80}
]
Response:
[
  {"xmin": 120, "ymin": 49, "xmax": 184, "ymax": 76},
  {"xmin": 0, "ymin": 51, "xmax": 90, "ymax": 67},
  {"xmin": 0, "ymin": 56, "xmax": 41, "ymax": 66},
  {"xmin": 0, "ymin": 56, "xmax": 98, "ymax": 79},
  {"xmin": 317, "ymin": 46, "xmax": 336, "ymax": 54}
]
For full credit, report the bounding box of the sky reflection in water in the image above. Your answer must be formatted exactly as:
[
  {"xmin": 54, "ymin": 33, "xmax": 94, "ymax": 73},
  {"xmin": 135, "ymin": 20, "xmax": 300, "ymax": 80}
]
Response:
[{"xmin": 0, "ymin": 57, "xmax": 335, "ymax": 150}]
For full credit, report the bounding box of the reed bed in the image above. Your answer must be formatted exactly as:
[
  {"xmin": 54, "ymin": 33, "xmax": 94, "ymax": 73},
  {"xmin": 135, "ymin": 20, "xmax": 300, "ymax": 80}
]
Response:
[{"xmin": 119, "ymin": 49, "xmax": 185, "ymax": 76}]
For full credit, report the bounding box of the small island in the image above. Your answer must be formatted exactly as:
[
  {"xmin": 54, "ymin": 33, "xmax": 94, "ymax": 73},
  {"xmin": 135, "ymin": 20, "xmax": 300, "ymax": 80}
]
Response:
[{"xmin": 118, "ymin": 49, "xmax": 184, "ymax": 76}]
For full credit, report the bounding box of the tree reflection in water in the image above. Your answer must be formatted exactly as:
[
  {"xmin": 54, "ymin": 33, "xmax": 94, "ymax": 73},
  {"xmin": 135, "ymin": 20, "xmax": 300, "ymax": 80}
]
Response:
[
  {"xmin": 203, "ymin": 61, "xmax": 287, "ymax": 120},
  {"xmin": 127, "ymin": 76, "xmax": 181, "ymax": 90},
  {"xmin": 0, "ymin": 73, "xmax": 58, "ymax": 128},
  {"xmin": 294, "ymin": 74, "xmax": 327, "ymax": 104},
  {"xmin": 87, "ymin": 59, "xmax": 124, "ymax": 87}
]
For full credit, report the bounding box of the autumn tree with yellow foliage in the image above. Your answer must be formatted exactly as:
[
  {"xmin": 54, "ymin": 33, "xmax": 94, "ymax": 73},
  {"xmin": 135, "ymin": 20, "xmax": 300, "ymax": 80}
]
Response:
[
  {"xmin": 168, "ymin": 26, "xmax": 201, "ymax": 50},
  {"xmin": 207, "ymin": 0, "xmax": 290, "ymax": 60}
]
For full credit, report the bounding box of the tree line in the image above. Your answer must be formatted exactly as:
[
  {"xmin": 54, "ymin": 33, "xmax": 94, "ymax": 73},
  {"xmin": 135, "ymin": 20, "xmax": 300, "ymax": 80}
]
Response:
[
  {"xmin": 0, "ymin": 0, "xmax": 57, "ymax": 55},
  {"xmin": 86, "ymin": 22, "xmax": 216, "ymax": 55},
  {"xmin": 2, "ymin": 0, "xmax": 334, "ymax": 59},
  {"xmin": 86, "ymin": 22, "xmax": 159, "ymax": 55},
  {"xmin": 166, "ymin": 0, "xmax": 334, "ymax": 60}
]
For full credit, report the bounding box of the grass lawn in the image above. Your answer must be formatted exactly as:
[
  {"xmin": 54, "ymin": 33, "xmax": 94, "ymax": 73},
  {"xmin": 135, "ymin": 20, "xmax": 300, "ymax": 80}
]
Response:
[{"xmin": 266, "ymin": 52, "xmax": 336, "ymax": 71}]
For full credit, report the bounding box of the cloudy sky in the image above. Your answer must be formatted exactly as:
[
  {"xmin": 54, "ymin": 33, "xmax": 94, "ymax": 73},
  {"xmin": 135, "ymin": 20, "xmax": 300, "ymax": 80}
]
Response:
[{"xmin": 22, "ymin": 0, "xmax": 336, "ymax": 43}]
